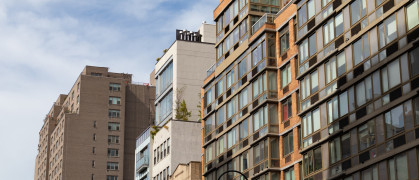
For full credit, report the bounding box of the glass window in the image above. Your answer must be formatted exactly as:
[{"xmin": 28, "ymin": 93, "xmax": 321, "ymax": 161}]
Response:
[
  {"xmin": 407, "ymin": 0, "xmax": 419, "ymax": 30},
  {"xmin": 353, "ymin": 33, "xmax": 370, "ymax": 65},
  {"xmin": 239, "ymin": 88, "xmax": 248, "ymax": 109},
  {"xmin": 325, "ymin": 57, "xmax": 337, "ymax": 84},
  {"xmin": 238, "ymin": 58, "xmax": 248, "ymax": 78},
  {"xmin": 337, "ymin": 52, "xmax": 346, "ymax": 76},
  {"xmin": 216, "ymin": 79, "xmax": 224, "ymax": 98},
  {"xmin": 361, "ymin": 165, "xmax": 378, "ymax": 180},
  {"xmin": 240, "ymin": 151, "xmax": 249, "ymax": 171},
  {"xmin": 157, "ymin": 62, "xmax": 173, "ymax": 96},
  {"xmin": 108, "ymin": 122, "xmax": 120, "ymax": 131},
  {"xmin": 388, "ymin": 153, "xmax": 409, "ymax": 180},
  {"xmin": 330, "ymin": 136, "xmax": 342, "ymax": 164},
  {"xmin": 298, "ymin": 4, "xmax": 308, "ymax": 27},
  {"xmin": 302, "ymin": 108, "xmax": 320, "ymax": 137},
  {"xmin": 283, "ymin": 131, "xmax": 294, "ymax": 156},
  {"xmin": 240, "ymin": 118, "xmax": 249, "ymax": 139},
  {"xmin": 304, "ymin": 147, "xmax": 322, "ymax": 176},
  {"xmin": 300, "ymin": 38, "xmax": 309, "ymax": 63},
  {"xmin": 205, "ymin": 143, "xmax": 214, "ymax": 163},
  {"xmin": 252, "ymin": 73, "xmax": 267, "ymax": 99},
  {"xmin": 339, "ymin": 91, "xmax": 349, "ymax": 116},
  {"xmin": 335, "ymin": 13, "xmax": 343, "ymax": 36},
  {"xmin": 252, "ymin": 42, "xmax": 265, "ymax": 67},
  {"xmin": 157, "ymin": 91, "xmax": 173, "ymax": 123},
  {"xmin": 109, "ymin": 97, "xmax": 121, "ymax": 105},
  {"xmin": 281, "ymin": 63, "xmax": 292, "ymax": 88},
  {"xmin": 205, "ymin": 89, "xmax": 212, "ymax": 107},
  {"xmin": 385, "ymin": 104, "xmax": 404, "ymax": 138},
  {"xmin": 108, "ymin": 109, "xmax": 120, "ymax": 118},
  {"xmin": 253, "ymin": 106, "xmax": 268, "ymax": 132},
  {"xmin": 309, "ymin": 33, "xmax": 317, "ymax": 57},
  {"xmin": 284, "ymin": 167, "xmax": 295, "ymax": 180},
  {"xmin": 280, "ymin": 26, "xmax": 290, "ymax": 54},
  {"xmin": 324, "ymin": 19, "xmax": 335, "ymax": 45},
  {"xmin": 358, "ymin": 120, "xmax": 375, "ymax": 151},
  {"xmin": 205, "ymin": 115, "xmax": 214, "ymax": 135},
  {"xmin": 341, "ymin": 133, "xmax": 351, "ymax": 159},
  {"xmin": 216, "ymin": 107, "xmax": 224, "ymax": 127},
  {"xmin": 378, "ymin": 14, "xmax": 397, "ymax": 49},
  {"xmin": 382, "ymin": 59, "xmax": 401, "ymax": 92},
  {"xmin": 311, "ymin": 70, "xmax": 319, "ymax": 93},
  {"xmin": 328, "ymin": 96, "xmax": 339, "ymax": 123},
  {"xmin": 109, "ymin": 83, "xmax": 121, "ymax": 91},
  {"xmin": 226, "ymin": 69, "xmax": 236, "ymax": 89},
  {"xmin": 308, "ymin": 0, "xmax": 315, "ymax": 20},
  {"xmin": 351, "ymin": 0, "xmax": 367, "ymax": 25},
  {"xmin": 226, "ymin": 100, "xmax": 236, "ymax": 119},
  {"xmin": 299, "ymin": 33, "xmax": 317, "ymax": 63},
  {"xmin": 410, "ymin": 47, "xmax": 419, "ymax": 77},
  {"xmin": 216, "ymin": 136, "xmax": 224, "ymax": 156},
  {"xmin": 282, "ymin": 97, "xmax": 293, "ymax": 121}
]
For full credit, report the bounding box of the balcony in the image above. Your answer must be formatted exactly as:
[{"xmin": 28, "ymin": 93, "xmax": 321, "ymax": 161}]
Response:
[
  {"xmin": 251, "ymin": 13, "xmax": 276, "ymax": 35},
  {"xmin": 136, "ymin": 156, "xmax": 149, "ymax": 172}
]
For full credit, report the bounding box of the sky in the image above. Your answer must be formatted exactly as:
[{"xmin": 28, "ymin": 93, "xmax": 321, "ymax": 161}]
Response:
[{"xmin": 0, "ymin": 0, "xmax": 218, "ymax": 179}]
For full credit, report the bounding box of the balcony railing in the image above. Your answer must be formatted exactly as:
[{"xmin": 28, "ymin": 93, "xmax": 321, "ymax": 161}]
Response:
[
  {"xmin": 136, "ymin": 155, "xmax": 149, "ymax": 172},
  {"xmin": 251, "ymin": 13, "xmax": 276, "ymax": 35},
  {"xmin": 206, "ymin": 63, "xmax": 216, "ymax": 77}
]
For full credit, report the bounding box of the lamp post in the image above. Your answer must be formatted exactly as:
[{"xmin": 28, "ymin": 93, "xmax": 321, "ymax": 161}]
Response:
[{"xmin": 217, "ymin": 170, "xmax": 248, "ymax": 180}]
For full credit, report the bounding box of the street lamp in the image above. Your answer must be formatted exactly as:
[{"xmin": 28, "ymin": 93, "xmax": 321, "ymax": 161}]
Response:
[{"xmin": 217, "ymin": 170, "xmax": 248, "ymax": 180}]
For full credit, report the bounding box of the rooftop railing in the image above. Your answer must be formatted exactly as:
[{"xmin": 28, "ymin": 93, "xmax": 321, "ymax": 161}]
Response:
[{"xmin": 251, "ymin": 13, "xmax": 276, "ymax": 35}]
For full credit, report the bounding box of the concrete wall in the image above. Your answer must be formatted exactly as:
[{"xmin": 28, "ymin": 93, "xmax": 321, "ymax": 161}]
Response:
[{"xmin": 170, "ymin": 162, "xmax": 202, "ymax": 180}]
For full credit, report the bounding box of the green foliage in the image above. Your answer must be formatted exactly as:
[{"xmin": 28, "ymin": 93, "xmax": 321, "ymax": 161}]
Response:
[
  {"xmin": 175, "ymin": 100, "xmax": 191, "ymax": 121},
  {"xmin": 150, "ymin": 126, "xmax": 160, "ymax": 139}
]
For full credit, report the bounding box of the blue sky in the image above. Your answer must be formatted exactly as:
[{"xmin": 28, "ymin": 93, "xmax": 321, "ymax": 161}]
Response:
[{"xmin": 0, "ymin": 0, "xmax": 218, "ymax": 179}]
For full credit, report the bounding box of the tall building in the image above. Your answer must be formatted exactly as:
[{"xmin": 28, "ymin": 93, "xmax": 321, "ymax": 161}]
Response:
[
  {"xmin": 34, "ymin": 66, "xmax": 155, "ymax": 180},
  {"xmin": 294, "ymin": 0, "xmax": 419, "ymax": 178},
  {"xmin": 150, "ymin": 23, "xmax": 216, "ymax": 180},
  {"xmin": 201, "ymin": 0, "xmax": 291, "ymax": 179}
]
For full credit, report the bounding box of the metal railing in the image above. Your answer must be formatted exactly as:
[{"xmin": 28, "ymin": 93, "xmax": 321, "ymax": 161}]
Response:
[
  {"xmin": 136, "ymin": 155, "xmax": 150, "ymax": 172},
  {"xmin": 251, "ymin": 13, "xmax": 276, "ymax": 35}
]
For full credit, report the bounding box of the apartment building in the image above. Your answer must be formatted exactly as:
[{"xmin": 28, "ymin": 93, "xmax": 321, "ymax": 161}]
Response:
[
  {"xmin": 201, "ymin": 0, "xmax": 297, "ymax": 179},
  {"xmin": 34, "ymin": 66, "xmax": 155, "ymax": 180},
  {"xmin": 150, "ymin": 23, "xmax": 216, "ymax": 180},
  {"xmin": 135, "ymin": 128, "xmax": 151, "ymax": 180},
  {"xmin": 294, "ymin": 0, "xmax": 419, "ymax": 178}
]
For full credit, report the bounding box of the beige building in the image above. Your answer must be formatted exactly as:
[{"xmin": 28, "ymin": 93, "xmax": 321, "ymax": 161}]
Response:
[
  {"xmin": 34, "ymin": 66, "xmax": 155, "ymax": 180},
  {"xmin": 169, "ymin": 162, "xmax": 201, "ymax": 180}
]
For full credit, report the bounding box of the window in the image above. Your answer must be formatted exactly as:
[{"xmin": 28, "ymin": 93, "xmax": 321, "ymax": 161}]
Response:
[
  {"xmin": 238, "ymin": 59, "xmax": 247, "ymax": 78},
  {"xmin": 252, "ymin": 73, "xmax": 267, "ymax": 99},
  {"xmin": 358, "ymin": 120, "xmax": 375, "ymax": 151},
  {"xmin": 284, "ymin": 167, "xmax": 295, "ymax": 180},
  {"xmin": 301, "ymin": 70, "xmax": 318, "ymax": 100},
  {"xmin": 92, "ymin": 160, "xmax": 95, "ymax": 167},
  {"xmin": 109, "ymin": 83, "xmax": 121, "ymax": 91},
  {"xmin": 205, "ymin": 89, "xmax": 212, "ymax": 107},
  {"xmin": 378, "ymin": 14, "xmax": 397, "ymax": 49},
  {"xmin": 167, "ymin": 138, "xmax": 170, "ymax": 154},
  {"xmin": 216, "ymin": 107, "xmax": 224, "ymax": 127},
  {"xmin": 302, "ymin": 108, "xmax": 320, "ymax": 137},
  {"xmin": 226, "ymin": 100, "xmax": 236, "ymax": 119},
  {"xmin": 303, "ymin": 147, "xmax": 322, "ymax": 176},
  {"xmin": 253, "ymin": 106, "xmax": 268, "ymax": 132},
  {"xmin": 410, "ymin": 47, "xmax": 419, "ymax": 77},
  {"xmin": 381, "ymin": 59, "xmax": 401, "ymax": 92},
  {"xmin": 226, "ymin": 69, "xmax": 235, "ymax": 89},
  {"xmin": 283, "ymin": 131, "xmax": 294, "ymax": 156},
  {"xmin": 385, "ymin": 104, "xmax": 404, "ymax": 138},
  {"xmin": 157, "ymin": 90, "xmax": 173, "ymax": 123},
  {"xmin": 108, "ymin": 122, "xmax": 120, "ymax": 131},
  {"xmin": 107, "ymin": 162, "xmax": 119, "ymax": 170},
  {"xmin": 156, "ymin": 62, "xmax": 173, "ymax": 95},
  {"xmin": 298, "ymin": 0, "xmax": 315, "ymax": 27},
  {"xmin": 327, "ymin": 96, "xmax": 339, "ymax": 123},
  {"xmin": 240, "ymin": 151, "xmax": 249, "ymax": 171},
  {"xmin": 252, "ymin": 41, "xmax": 266, "ymax": 67},
  {"xmin": 353, "ymin": 33, "xmax": 370, "ymax": 65},
  {"xmin": 108, "ymin": 135, "xmax": 119, "ymax": 144},
  {"xmin": 361, "ymin": 165, "xmax": 378, "ymax": 180},
  {"xmin": 205, "ymin": 142, "xmax": 213, "ymax": 163},
  {"xmin": 239, "ymin": 88, "xmax": 248, "ymax": 109},
  {"xmin": 280, "ymin": 26, "xmax": 290, "ymax": 54},
  {"xmin": 337, "ymin": 52, "xmax": 346, "ymax": 76},
  {"xmin": 253, "ymin": 139, "xmax": 268, "ymax": 165},
  {"xmin": 281, "ymin": 63, "xmax": 291, "ymax": 88},
  {"xmin": 350, "ymin": 0, "xmax": 367, "ymax": 25},
  {"xmin": 407, "ymin": 0, "xmax": 419, "ymax": 30},
  {"xmin": 299, "ymin": 33, "xmax": 317, "ymax": 63},
  {"xmin": 93, "ymin": 121, "xmax": 96, "ymax": 128},
  {"xmin": 355, "ymin": 76, "xmax": 373, "ymax": 107},
  {"xmin": 109, "ymin": 97, "xmax": 121, "ymax": 105},
  {"xmin": 240, "ymin": 118, "xmax": 249, "ymax": 140},
  {"xmin": 341, "ymin": 133, "xmax": 351, "ymax": 159},
  {"xmin": 107, "ymin": 176, "xmax": 118, "ymax": 180},
  {"xmin": 205, "ymin": 115, "xmax": 214, "ymax": 135},
  {"xmin": 108, "ymin": 109, "xmax": 120, "ymax": 118},
  {"xmin": 216, "ymin": 136, "xmax": 224, "ymax": 156},
  {"xmin": 282, "ymin": 97, "xmax": 292, "ymax": 121},
  {"xmin": 216, "ymin": 79, "xmax": 224, "ymax": 98},
  {"xmin": 108, "ymin": 149, "xmax": 119, "ymax": 157},
  {"xmin": 329, "ymin": 136, "xmax": 341, "ymax": 164},
  {"xmin": 93, "ymin": 133, "xmax": 96, "ymax": 141},
  {"xmin": 227, "ymin": 127, "xmax": 237, "ymax": 149},
  {"xmin": 388, "ymin": 153, "xmax": 408, "ymax": 180}
]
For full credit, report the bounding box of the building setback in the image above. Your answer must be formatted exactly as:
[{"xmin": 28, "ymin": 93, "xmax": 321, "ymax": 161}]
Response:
[{"xmin": 34, "ymin": 66, "xmax": 155, "ymax": 180}]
